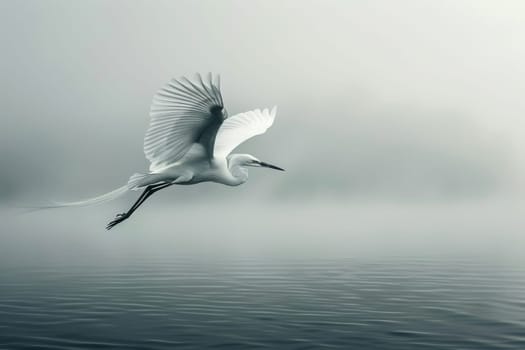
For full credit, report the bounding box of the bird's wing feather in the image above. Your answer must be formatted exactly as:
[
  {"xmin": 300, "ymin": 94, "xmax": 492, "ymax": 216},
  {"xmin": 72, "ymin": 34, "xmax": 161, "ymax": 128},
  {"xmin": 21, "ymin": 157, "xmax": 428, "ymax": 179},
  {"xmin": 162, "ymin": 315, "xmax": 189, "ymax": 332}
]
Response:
[
  {"xmin": 213, "ymin": 106, "xmax": 277, "ymax": 158},
  {"xmin": 144, "ymin": 73, "xmax": 226, "ymax": 172}
]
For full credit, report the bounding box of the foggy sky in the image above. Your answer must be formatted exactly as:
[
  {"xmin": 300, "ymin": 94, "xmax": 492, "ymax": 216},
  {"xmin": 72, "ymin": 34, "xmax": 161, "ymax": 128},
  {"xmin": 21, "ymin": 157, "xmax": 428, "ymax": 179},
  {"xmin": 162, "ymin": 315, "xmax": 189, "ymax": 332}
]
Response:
[{"xmin": 2, "ymin": 0, "xmax": 525, "ymax": 203}]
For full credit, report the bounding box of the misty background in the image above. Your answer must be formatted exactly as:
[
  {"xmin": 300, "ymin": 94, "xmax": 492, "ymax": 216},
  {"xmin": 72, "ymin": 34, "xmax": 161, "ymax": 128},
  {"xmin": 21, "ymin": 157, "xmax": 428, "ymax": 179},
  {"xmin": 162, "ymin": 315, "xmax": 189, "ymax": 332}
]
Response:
[{"xmin": 1, "ymin": 0, "xmax": 525, "ymax": 265}]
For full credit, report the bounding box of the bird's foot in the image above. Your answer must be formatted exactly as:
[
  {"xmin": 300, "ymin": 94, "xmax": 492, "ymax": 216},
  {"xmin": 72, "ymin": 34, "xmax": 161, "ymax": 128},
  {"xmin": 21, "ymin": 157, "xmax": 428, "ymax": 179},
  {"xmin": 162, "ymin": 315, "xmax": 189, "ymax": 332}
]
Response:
[{"xmin": 106, "ymin": 213, "xmax": 129, "ymax": 230}]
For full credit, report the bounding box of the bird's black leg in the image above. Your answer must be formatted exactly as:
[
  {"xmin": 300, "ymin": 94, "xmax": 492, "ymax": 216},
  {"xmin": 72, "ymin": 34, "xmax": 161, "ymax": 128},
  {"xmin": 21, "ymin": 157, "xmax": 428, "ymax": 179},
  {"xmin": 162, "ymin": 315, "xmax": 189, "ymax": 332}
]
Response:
[
  {"xmin": 106, "ymin": 186, "xmax": 152, "ymax": 230},
  {"xmin": 118, "ymin": 185, "xmax": 158, "ymax": 218},
  {"xmin": 106, "ymin": 183, "xmax": 172, "ymax": 230},
  {"xmin": 126, "ymin": 183, "xmax": 172, "ymax": 217},
  {"xmin": 117, "ymin": 186, "xmax": 152, "ymax": 217}
]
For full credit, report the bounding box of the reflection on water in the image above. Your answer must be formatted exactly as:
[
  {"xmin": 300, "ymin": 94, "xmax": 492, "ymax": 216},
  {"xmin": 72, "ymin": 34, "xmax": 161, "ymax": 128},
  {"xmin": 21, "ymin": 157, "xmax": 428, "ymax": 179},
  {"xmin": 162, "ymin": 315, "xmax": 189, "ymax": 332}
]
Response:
[{"xmin": 1, "ymin": 258, "xmax": 524, "ymax": 349}]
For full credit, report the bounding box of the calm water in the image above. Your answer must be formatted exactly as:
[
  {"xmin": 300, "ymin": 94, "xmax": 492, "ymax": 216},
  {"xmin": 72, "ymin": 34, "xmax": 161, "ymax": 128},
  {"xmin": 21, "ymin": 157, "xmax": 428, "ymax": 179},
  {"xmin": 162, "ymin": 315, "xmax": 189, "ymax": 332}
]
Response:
[{"xmin": 1, "ymin": 258, "xmax": 525, "ymax": 349}]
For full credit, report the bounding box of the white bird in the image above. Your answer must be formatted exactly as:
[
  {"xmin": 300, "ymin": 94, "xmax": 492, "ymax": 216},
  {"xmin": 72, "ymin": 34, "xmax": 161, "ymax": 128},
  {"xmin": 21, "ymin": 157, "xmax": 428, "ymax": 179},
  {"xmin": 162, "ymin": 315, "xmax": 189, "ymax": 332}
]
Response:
[{"xmin": 51, "ymin": 73, "xmax": 283, "ymax": 229}]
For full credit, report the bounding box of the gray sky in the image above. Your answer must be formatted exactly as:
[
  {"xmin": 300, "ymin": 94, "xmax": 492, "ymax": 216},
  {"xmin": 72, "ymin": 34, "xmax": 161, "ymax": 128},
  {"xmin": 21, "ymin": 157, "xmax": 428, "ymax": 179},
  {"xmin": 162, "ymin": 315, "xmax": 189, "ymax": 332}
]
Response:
[
  {"xmin": 2, "ymin": 0, "xmax": 525, "ymax": 203},
  {"xmin": 2, "ymin": 1, "xmax": 525, "ymax": 265}
]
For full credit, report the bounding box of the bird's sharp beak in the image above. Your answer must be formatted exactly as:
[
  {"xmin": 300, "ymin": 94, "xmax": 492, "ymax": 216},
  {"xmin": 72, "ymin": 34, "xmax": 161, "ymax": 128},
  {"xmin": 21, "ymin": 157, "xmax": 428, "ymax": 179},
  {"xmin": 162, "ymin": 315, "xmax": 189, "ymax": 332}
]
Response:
[{"xmin": 258, "ymin": 161, "xmax": 285, "ymax": 171}]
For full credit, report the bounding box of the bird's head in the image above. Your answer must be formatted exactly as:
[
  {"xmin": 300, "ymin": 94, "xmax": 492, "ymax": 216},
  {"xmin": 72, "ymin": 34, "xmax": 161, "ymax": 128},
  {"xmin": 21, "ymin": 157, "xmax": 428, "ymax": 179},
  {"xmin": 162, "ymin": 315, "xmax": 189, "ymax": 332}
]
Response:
[{"xmin": 228, "ymin": 154, "xmax": 285, "ymax": 172}]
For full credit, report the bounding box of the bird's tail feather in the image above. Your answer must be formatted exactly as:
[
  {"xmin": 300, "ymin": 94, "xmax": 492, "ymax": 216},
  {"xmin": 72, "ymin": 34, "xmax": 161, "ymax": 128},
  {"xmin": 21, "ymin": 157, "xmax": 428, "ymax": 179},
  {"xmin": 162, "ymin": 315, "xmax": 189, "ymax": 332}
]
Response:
[
  {"xmin": 30, "ymin": 173, "xmax": 148, "ymax": 210},
  {"xmin": 38, "ymin": 185, "xmax": 130, "ymax": 209},
  {"xmin": 127, "ymin": 172, "xmax": 149, "ymax": 189},
  {"xmin": 53, "ymin": 185, "xmax": 130, "ymax": 208}
]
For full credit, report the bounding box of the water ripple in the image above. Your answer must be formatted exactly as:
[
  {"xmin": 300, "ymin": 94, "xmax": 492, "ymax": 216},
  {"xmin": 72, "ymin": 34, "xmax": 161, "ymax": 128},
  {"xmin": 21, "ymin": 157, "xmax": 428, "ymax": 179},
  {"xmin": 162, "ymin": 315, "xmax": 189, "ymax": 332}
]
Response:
[{"xmin": 1, "ymin": 258, "xmax": 524, "ymax": 349}]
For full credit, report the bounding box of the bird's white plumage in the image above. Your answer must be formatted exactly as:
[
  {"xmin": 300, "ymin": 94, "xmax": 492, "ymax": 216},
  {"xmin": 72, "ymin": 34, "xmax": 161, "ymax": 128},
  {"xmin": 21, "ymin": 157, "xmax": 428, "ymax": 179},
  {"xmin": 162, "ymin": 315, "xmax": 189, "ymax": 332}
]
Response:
[
  {"xmin": 213, "ymin": 107, "xmax": 277, "ymax": 158},
  {"xmin": 45, "ymin": 73, "xmax": 282, "ymax": 231},
  {"xmin": 145, "ymin": 73, "xmax": 225, "ymax": 172}
]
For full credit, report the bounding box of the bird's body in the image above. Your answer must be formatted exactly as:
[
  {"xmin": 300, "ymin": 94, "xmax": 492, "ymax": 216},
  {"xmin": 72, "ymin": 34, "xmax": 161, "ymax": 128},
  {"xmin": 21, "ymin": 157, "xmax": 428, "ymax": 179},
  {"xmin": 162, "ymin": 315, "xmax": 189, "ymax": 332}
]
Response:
[
  {"xmin": 48, "ymin": 73, "xmax": 283, "ymax": 229},
  {"xmin": 133, "ymin": 147, "xmax": 246, "ymax": 187}
]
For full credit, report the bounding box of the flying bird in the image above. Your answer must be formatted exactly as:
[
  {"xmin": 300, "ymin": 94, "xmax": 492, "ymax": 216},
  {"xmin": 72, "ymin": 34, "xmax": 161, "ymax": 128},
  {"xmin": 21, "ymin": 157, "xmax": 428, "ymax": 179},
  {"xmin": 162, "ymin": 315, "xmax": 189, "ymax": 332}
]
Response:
[{"xmin": 52, "ymin": 73, "xmax": 283, "ymax": 229}]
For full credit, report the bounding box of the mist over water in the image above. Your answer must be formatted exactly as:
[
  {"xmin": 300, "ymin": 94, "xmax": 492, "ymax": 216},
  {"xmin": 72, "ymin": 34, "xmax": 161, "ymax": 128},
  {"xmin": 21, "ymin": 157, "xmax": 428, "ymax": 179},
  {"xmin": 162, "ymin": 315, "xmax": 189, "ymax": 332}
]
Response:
[{"xmin": 2, "ymin": 200, "xmax": 525, "ymax": 349}]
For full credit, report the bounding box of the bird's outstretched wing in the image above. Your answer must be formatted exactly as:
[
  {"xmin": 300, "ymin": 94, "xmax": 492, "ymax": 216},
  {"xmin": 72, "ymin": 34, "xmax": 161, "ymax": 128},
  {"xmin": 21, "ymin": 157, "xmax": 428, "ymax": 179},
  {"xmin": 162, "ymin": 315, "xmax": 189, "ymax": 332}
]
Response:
[
  {"xmin": 213, "ymin": 107, "xmax": 277, "ymax": 158},
  {"xmin": 144, "ymin": 73, "xmax": 226, "ymax": 172}
]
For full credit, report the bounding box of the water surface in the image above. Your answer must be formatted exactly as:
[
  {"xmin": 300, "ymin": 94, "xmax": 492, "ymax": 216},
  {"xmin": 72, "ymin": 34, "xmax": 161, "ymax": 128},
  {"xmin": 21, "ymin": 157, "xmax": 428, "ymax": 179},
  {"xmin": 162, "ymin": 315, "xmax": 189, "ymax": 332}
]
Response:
[{"xmin": 1, "ymin": 257, "xmax": 524, "ymax": 349}]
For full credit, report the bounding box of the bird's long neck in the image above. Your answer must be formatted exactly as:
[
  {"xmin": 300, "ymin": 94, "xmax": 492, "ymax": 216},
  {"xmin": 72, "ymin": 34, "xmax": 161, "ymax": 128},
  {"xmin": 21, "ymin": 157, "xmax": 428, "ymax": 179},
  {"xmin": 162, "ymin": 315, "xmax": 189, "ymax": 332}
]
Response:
[
  {"xmin": 229, "ymin": 165, "xmax": 248, "ymax": 184},
  {"xmin": 226, "ymin": 157, "xmax": 248, "ymax": 186}
]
